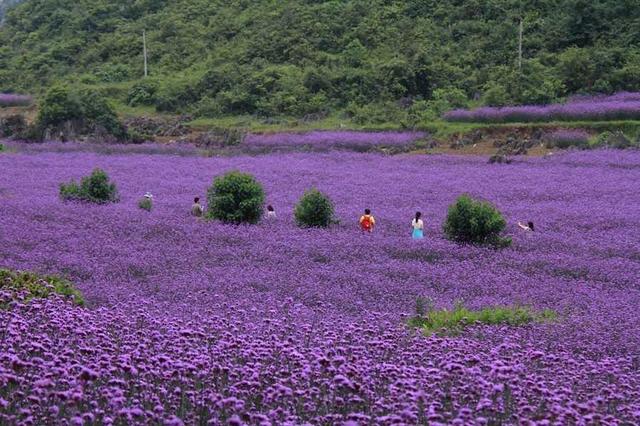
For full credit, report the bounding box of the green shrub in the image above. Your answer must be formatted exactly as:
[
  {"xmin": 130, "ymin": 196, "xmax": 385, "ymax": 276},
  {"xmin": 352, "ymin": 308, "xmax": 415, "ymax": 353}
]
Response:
[
  {"xmin": 408, "ymin": 302, "xmax": 556, "ymax": 336},
  {"xmin": 60, "ymin": 168, "xmax": 119, "ymax": 204},
  {"xmin": 443, "ymin": 194, "xmax": 510, "ymax": 247},
  {"xmin": 206, "ymin": 171, "xmax": 265, "ymax": 224},
  {"xmin": 127, "ymin": 80, "xmax": 159, "ymax": 106},
  {"xmin": 0, "ymin": 269, "xmax": 84, "ymax": 306},
  {"xmin": 138, "ymin": 197, "xmax": 153, "ymax": 212},
  {"xmin": 294, "ymin": 188, "xmax": 335, "ymax": 228}
]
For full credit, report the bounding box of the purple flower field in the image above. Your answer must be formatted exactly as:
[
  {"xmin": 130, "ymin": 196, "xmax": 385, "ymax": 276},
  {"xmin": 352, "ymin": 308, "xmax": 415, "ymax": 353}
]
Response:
[
  {"xmin": 444, "ymin": 91, "xmax": 640, "ymax": 123},
  {"xmin": 243, "ymin": 131, "xmax": 426, "ymax": 150},
  {"xmin": 0, "ymin": 93, "xmax": 33, "ymax": 107},
  {"xmin": 1, "ymin": 149, "xmax": 640, "ymax": 424}
]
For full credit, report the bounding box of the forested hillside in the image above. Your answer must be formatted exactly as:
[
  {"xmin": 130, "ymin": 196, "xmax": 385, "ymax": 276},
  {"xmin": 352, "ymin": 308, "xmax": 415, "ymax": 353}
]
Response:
[
  {"xmin": 1, "ymin": 0, "xmax": 639, "ymax": 122},
  {"xmin": 0, "ymin": 0, "xmax": 21, "ymax": 20}
]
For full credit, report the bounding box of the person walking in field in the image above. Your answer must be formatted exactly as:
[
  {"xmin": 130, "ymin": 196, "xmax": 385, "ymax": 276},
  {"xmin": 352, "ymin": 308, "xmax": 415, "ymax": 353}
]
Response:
[
  {"xmin": 518, "ymin": 221, "xmax": 535, "ymax": 232},
  {"xmin": 412, "ymin": 211, "xmax": 424, "ymax": 239},
  {"xmin": 191, "ymin": 197, "xmax": 204, "ymax": 217},
  {"xmin": 359, "ymin": 209, "xmax": 376, "ymax": 233}
]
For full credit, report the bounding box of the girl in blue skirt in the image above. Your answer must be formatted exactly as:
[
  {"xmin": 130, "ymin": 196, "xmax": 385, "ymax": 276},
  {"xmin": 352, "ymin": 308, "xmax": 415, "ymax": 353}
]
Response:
[{"xmin": 412, "ymin": 211, "xmax": 424, "ymax": 239}]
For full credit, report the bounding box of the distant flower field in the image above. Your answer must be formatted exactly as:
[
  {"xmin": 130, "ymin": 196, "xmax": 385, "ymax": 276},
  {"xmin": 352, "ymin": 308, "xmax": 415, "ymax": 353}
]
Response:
[
  {"xmin": 445, "ymin": 91, "xmax": 640, "ymax": 123},
  {"xmin": 0, "ymin": 93, "xmax": 32, "ymax": 107},
  {"xmin": 244, "ymin": 130, "xmax": 426, "ymax": 150},
  {"xmin": 1, "ymin": 150, "xmax": 640, "ymax": 424}
]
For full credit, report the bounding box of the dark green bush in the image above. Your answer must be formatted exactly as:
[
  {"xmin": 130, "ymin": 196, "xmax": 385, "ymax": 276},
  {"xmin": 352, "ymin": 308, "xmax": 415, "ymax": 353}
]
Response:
[
  {"xmin": 294, "ymin": 188, "xmax": 335, "ymax": 228},
  {"xmin": 206, "ymin": 171, "xmax": 265, "ymax": 224},
  {"xmin": 0, "ymin": 268, "xmax": 84, "ymax": 306},
  {"xmin": 60, "ymin": 168, "xmax": 119, "ymax": 204},
  {"xmin": 443, "ymin": 195, "xmax": 511, "ymax": 248}
]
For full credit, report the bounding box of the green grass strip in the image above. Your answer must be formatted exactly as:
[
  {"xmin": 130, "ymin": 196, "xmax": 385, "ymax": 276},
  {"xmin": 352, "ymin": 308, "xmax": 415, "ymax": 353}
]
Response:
[
  {"xmin": 408, "ymin": 304, "xmax": 556, "ymax": 336},
  {"xmin": 0, "ymin": 269, "xmax": 84, "ymax": 306}
]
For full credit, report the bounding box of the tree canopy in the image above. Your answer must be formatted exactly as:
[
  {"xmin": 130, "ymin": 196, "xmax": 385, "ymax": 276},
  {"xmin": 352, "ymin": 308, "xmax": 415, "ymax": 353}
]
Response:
[{"xmin": 1, "ymin": 0, "xmax": 639, "ymax": 119}]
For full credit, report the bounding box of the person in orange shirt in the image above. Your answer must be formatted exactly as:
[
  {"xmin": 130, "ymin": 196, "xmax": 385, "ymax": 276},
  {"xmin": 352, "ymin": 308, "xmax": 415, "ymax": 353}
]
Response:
[{"xmin": 359, "ymin": 209, "xmax": 376, "ymax": 233}]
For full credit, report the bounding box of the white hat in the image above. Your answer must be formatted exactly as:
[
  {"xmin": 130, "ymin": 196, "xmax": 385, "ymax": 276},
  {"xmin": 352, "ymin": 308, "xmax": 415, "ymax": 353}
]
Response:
[{"xmin": 144, "ymin": 192, "xmax": 153, "ymax": 199}]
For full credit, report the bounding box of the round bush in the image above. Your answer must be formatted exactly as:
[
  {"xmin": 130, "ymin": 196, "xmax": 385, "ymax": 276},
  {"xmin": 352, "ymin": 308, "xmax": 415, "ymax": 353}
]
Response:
[
  {"xmin": 443, "ymin": 194, "xmax": 510, "ymax": 247},
  {"xmin": 60, "ymin": 168, "xmax": 119, "ymax": 204},
  {"xmin": 206, "ymin": 171, "xmax": 265, "ymax": 224},
  {"xmin": 294, "ymin": 188, "xmax": 335, "ymax": 228}
]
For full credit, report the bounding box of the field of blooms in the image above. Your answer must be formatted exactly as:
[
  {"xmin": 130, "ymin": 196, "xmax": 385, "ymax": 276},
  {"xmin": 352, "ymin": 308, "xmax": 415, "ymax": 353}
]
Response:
[
  {"xmin": 0, "ymin": 93, "xmax": 32, "ymax": 107},
  {"xmin": 444, "ymin": 91, "xmax": 640, "ymax": 123},
  {"xmin": 1, "ymin": 148, "xmax": 640, "ymax": 424}
]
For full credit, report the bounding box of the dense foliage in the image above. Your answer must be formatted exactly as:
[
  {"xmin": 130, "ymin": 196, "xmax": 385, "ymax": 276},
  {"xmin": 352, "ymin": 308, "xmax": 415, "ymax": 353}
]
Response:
[
  {"xmin": 294, "ymin": 188, "xmax": 335, "ymax": 228},
  {"xmin": 206, "ymin": 171, "xmax": 265, "ymax": 224},
  {"xmin": 59, "ymin": 168, "xmax": 119, "ymax": 203},
  {"xmin": 37, "ymin": 85, "xmax": 126, "ymax": 140},
  {"xmin": 444, "ymin": 194, "xmax": 510, "ymax": 247},
  {"xmin": 1, "ymin": 0, "xmax": 639, "ymax": 121}
]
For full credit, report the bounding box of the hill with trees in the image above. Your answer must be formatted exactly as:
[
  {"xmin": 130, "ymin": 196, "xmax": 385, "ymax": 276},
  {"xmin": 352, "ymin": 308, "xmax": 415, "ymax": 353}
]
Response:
[{"xmin": 1, "ymin": 0, "xmax": 639, "ymax": 124}]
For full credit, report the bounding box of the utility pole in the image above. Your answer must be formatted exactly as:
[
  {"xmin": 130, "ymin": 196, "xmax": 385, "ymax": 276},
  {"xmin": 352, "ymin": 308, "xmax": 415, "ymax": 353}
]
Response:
[
  {"xmin": 518, "ymin": 18, "xmax": 523, "ymax": 71},
  {"xmin": 143, "ymin": 30, "xmax": 148, "ymax": 77}
]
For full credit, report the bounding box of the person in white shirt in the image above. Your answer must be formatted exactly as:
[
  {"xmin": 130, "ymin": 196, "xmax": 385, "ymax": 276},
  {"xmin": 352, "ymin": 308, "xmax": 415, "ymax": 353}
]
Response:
[
  {"xmin": 518, "ymin": 221, "xmax": 535, "ymax": 232},
  {"xmin": 412, "ymin": 211, "xmax": 424, "ymax": 239},
  {"xmin": 266, "ymin": 204, "xmax": 276, "ymax": 220}
]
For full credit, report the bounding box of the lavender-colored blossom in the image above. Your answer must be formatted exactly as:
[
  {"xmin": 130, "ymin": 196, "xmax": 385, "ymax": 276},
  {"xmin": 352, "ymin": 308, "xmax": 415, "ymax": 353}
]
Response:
[
  {"xmin": 244, "ymin": 130, "xmax": 426, "ymax": 150},
  {"xmin": 444, "ymin": 92, "xmax": 640, "ymax": 123},
  {"xmin": 0, "ymin": 93, "xmax": 33, "ymax": 107},
  {"xmin": 0, "ymin": 148, "xmax": 639, "ymax": 424}
]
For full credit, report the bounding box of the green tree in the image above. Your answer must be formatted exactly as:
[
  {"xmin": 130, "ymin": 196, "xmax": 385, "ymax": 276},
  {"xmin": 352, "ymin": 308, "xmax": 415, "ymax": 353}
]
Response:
[{"xmin": 206, "ymin": 171, "xmax": 265, "ymax": 224}]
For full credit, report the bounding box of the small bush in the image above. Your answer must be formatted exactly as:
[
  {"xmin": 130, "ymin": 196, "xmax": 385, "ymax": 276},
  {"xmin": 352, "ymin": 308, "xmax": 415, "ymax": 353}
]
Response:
[
  {"xmin": 127, "ymin": 80, "xmax": 159, "ymax": 106},
  {"xmin": 294, "ymin": 188, "xmax": 336, "ymax": 228},
  {"xmin": 60, "ymin": 168, "xmax": 119, "ymax": 204},
  {"xmin": 408, "ymin": 303, "xmax": 556, "ymax": 336},
  {"xmin": 0, "ymin": 269, "xmax": 84, "ymax": 306},
  {"xmin": 138, "ymin": 197, "xmax": 153, "ymax": 212},
  {"xmin": 206, "ymin": 171, "xmax": 265, "ymax": 224},
  {"xmin": 443, "ymin": 195, "xmax": 510, "ymax": 247},
  {"xmin": 545, "ymin": 130, "xmax": 590, "ymax": 149},
  {"xmin": 0, "ymin": 114, "xmax": 28, "ymax": 138},
  {"xmin": 593, "ymin": 131, "xmax": 636, "ymax": 149}
]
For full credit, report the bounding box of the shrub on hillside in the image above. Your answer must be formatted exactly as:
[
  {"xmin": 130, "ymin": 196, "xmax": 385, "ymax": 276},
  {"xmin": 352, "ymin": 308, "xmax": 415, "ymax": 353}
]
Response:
[
  {"xmin": 127, "ymin": 80, "xmax": 159, "ymax": 106},
  {"xmin": 594, "ymin": 131, "xmax": 636, "ymax": 149},
  {"xmin": 0, "ymin": 114, "xmax": 27, "ymax": 138},
  {"xmin": 294, "ymin": 188, "xmax": 335, "ymax": 228},
  {"xmin": 36, "ymin": 85, "xmax": 126, "ymax": 141},
  {"xmin": 0, "ymin": 269, "xmax": 84, "ymax": 305},
  {"xmin": 443, "ymin": 195, "xmax": 511, "ymax": 248},
  {"xmin": 206, "ymin": 171, "xmax": 265, "ymax": 224},
  {"xmin": 60, "ymin": 168, "xmax": 119, "ymax": 204}
]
